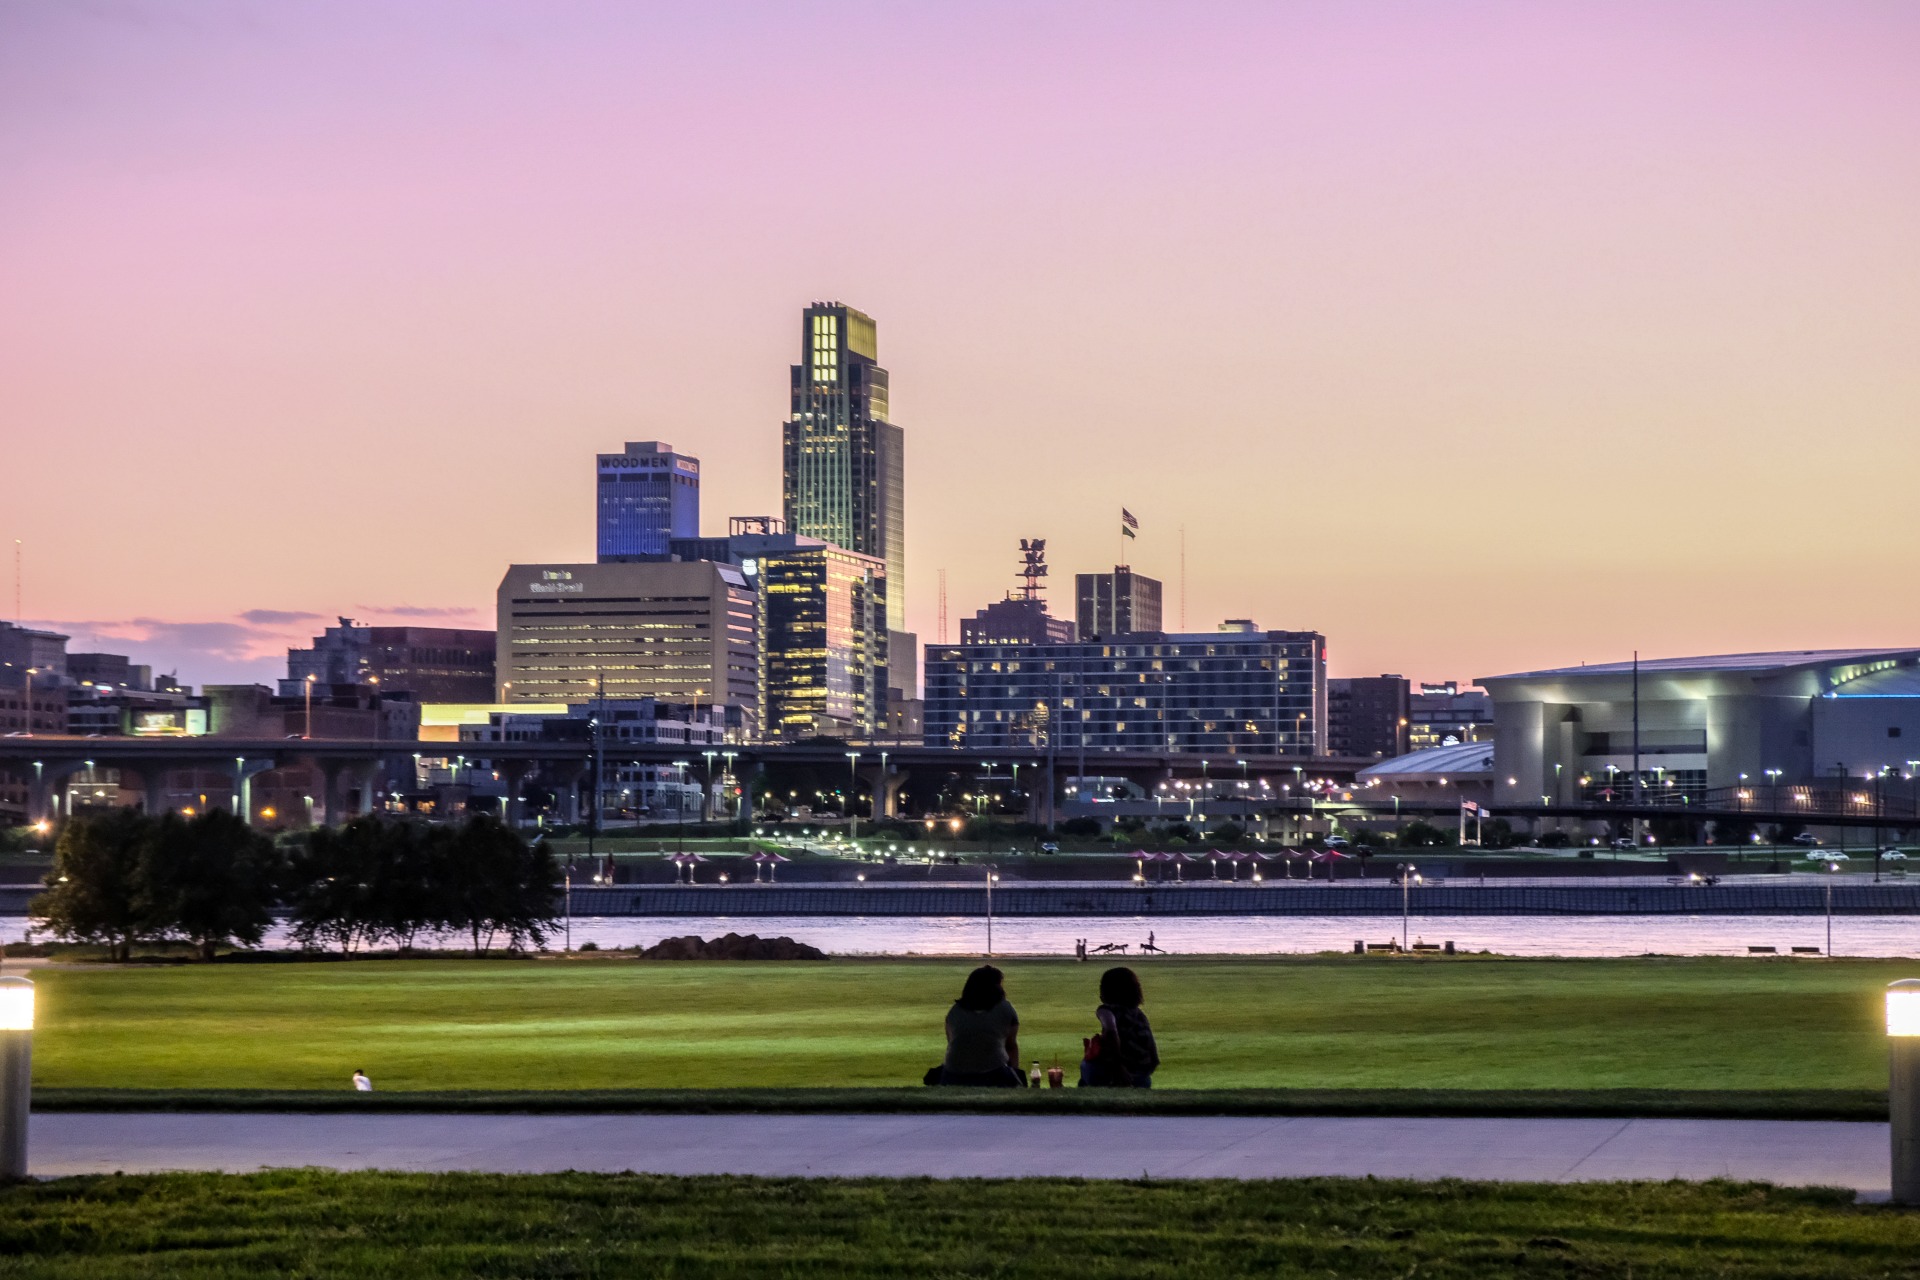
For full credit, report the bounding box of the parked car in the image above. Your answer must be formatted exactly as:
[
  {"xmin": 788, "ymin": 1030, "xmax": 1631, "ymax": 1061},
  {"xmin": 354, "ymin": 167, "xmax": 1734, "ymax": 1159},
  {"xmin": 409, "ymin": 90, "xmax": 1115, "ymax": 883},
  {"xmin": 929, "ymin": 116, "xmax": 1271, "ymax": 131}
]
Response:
[
  {"xmin": 1608, "ymin": 837, "xmax": 1635, "ymax": 850},
  {"xmin": 1792, "ymin": 833, "xmax": 1822, "ymax": 846},
  {"xmin": 1326, "ymin": 836, "xmax": 1350, "ymax": 849}
]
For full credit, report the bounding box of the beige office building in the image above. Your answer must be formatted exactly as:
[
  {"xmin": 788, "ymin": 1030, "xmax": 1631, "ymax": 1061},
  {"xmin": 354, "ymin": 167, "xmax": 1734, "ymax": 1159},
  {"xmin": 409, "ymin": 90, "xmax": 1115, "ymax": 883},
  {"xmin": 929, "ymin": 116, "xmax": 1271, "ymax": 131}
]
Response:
[{"xmin": 496, "ymin": 560, "xmax": 758, "ymax": 734}]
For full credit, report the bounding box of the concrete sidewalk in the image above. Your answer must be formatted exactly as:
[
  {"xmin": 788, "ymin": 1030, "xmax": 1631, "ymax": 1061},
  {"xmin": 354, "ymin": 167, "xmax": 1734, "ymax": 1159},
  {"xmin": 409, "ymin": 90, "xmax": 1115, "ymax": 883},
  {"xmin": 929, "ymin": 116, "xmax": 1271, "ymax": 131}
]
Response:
[{"xmin": 27, "ymin": 1112, "xmax": 1891, "ymax": 1193}]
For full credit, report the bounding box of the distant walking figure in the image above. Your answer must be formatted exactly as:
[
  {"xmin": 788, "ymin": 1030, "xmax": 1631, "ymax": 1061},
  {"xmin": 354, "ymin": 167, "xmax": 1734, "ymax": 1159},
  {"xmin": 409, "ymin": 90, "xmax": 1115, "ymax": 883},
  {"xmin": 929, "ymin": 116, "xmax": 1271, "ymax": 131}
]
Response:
[
  {"xmin": 352, "ymin": 1069, "xmax": 373, "ymax": 1093},
  {"xmin": 1079, "ymin": 966, "xmax": 1159, "ymax": 1089},
  {"xmin": 937, "ymin": 964, "xmax": 1023, "ymax": 1087}
]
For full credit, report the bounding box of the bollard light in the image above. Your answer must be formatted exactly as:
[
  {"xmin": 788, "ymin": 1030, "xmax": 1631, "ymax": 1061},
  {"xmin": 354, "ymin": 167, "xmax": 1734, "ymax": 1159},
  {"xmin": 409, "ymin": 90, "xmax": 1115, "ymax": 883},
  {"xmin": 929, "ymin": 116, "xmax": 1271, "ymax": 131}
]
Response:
[
  {"xmin": 0, "ymin": 975, "xmax": 31, "ymax": 1180},
  {"xmin": 1890, "ymin": 980, "xmax": 1920, "ymax": 1037},
  {"xmin": 0, "ymin": 979, "xmax": 31, "ymax": 1031},
  {"xmin": 1890, "ymin": 979, "xmax": 1920, "ymax": 1205}
]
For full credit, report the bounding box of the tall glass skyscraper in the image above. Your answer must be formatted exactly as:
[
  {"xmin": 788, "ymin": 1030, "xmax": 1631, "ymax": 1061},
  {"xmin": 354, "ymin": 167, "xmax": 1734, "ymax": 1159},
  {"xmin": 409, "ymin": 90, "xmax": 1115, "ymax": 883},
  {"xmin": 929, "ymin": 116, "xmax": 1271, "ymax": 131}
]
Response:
[
  {"xmin": 781, "ymin": 304, "xmax": 906, "ymax": 633},
  {"xmin": 597, "ymin": 441, "xmax": 700, "ymax": 560}
]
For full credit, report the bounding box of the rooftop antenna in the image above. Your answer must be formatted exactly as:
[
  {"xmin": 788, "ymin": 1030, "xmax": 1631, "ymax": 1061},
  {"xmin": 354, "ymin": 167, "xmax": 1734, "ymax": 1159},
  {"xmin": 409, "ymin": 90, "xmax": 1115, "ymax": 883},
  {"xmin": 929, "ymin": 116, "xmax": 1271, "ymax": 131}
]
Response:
[
  {"xmin": 937, "ymin": 569, "xmax": 948, "ymax": 644},
  {"xmin": 1016, "ymin": 539, "xmax": 1049, "ymax": 602},
  {"xmin": 1179, "ymin": 526, "xmax": 1187, "ymax": 631},
  {"xmin": 12, "ymin": 540, "xmax": 19, "ymax": 624}
]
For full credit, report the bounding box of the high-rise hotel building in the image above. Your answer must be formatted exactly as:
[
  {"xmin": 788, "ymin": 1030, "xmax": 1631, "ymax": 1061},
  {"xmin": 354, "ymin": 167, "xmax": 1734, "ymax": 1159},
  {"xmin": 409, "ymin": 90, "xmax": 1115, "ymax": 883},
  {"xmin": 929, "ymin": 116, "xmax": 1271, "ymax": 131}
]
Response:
[{"xmin": 782, "ymin": 304, "xmax": 905, "ymax": 635}]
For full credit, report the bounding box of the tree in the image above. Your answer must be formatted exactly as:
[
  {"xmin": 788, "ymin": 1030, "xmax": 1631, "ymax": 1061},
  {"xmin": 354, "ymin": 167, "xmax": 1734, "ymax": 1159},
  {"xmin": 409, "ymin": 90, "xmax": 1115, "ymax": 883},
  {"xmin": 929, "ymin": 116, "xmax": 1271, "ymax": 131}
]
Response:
[
  {"xmin": 285, "ymin": 818, "xmax": 396, "ymax": 954},
  {"xmin": 1398, "ymin": 820, "xmax": 1456, "ymax": 849},
  {"xmin": 141, "ymin": 810, "xmax": 283, "ymax": 960},
  {"xmin": 374, "ymin": 820, "xmax": 446, "ymax": 952},
  {"xmin": 1648, "ymin": 815, "xmax": 1699, "ymax": 848},
  {"xmin": 1478, "ymin": 818, "xmax": 1523, "ymax": 849},
  {"xmin": 439, "ymin": 816, "xmax": 561, "ymax": 953},
  {"xmin": 1711, "ymin": 818, "xmax": 1757, "ymax": 848},
  {"xmin": 33, "ymin": 809, "xmax": 159, "ymax": 961}
]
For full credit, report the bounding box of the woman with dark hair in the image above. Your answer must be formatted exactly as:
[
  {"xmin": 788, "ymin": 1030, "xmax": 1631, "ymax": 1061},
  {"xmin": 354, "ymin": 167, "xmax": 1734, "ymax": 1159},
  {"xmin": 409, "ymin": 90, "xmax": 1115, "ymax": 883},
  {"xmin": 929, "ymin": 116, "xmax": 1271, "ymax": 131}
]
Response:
[
  {"xmin": 938, "ymin": 964, "xmax": 1023, "ymax": 1087},
  {"xmin": 1081, "ymin": 966, "xmax": 1159, "ymax": 1088}
]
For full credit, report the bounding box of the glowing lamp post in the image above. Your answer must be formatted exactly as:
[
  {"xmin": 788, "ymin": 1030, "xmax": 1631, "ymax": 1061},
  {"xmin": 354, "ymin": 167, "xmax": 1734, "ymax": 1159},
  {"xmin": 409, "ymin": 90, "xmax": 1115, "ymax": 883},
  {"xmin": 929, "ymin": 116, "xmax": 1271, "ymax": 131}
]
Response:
[
  {"xmin": 1891, "ymin": 980, "xmax": 1920, "ymax": 1205},
  {"xmin": 0, "ymin": 976, "xmax": 31, "ymax": 1179}
]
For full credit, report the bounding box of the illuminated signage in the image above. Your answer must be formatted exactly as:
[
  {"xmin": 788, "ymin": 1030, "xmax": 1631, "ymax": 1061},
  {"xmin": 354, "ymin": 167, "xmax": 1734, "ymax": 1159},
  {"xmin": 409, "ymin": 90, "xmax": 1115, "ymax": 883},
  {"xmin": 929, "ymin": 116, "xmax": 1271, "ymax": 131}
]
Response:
[
  {"xmin": 599, "ymin": 455, "xmax": 699, "ymax": 474},
  {"xmin": 530, "ymin": 569, "xmax": 584, "ymax": 594}
]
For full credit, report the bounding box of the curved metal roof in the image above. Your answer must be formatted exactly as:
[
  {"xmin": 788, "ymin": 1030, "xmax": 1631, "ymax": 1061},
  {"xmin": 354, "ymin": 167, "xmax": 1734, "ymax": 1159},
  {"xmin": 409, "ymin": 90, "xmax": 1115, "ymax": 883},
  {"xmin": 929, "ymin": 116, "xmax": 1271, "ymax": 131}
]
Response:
[{"xmin": 1357, "ymin": 740, "xmax": 1495, "ymax": 780}]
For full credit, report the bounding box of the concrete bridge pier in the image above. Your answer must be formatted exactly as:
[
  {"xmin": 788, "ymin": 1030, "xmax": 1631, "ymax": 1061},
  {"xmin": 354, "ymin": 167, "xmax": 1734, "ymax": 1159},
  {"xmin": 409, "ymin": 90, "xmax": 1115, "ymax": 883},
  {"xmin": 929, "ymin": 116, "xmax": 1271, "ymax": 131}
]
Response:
[
  {"xmin": 318, "ymin": 760, "xmax": 345, "ymax": 826},
  {"xmin": 130, "ymin": 765, "xmax": 174, "ymax": 816},
  {"xmin": 229, "ymin": 757, "xmax": 277, "ymax": 824},
  {"xmin": 860, "ymin": 764, "xmax": 908, "ymax": 819},
  {"xmin": 498, "ymin": 760, "xmax": 531, "ymax": 827},
  {"xmin": 24, "ymin": 759, "xmax": 85, "ymax": 827},
  {"xmin": 557, "ymin": 763, "xmax": 589, "ymax": 826}
]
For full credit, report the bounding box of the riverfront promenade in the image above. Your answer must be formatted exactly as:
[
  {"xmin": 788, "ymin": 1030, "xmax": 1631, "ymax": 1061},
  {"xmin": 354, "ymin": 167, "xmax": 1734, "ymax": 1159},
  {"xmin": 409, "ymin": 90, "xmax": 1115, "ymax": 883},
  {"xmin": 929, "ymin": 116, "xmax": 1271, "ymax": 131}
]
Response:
[
  {"xmin": 29, "ymin": 1112, "xmax": 1891, "ymax": 1194},
  {"xmin": 521, "ymin": 877, "xmax": 1916, "ymax": 917}
]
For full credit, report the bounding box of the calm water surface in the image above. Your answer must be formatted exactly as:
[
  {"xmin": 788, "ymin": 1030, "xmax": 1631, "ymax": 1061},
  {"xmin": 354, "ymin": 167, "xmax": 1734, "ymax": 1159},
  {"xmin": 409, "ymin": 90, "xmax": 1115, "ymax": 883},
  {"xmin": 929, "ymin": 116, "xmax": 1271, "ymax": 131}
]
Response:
[{"xmin": 9, "ymin": 915, "xmax": 1910, "ymax": 958}]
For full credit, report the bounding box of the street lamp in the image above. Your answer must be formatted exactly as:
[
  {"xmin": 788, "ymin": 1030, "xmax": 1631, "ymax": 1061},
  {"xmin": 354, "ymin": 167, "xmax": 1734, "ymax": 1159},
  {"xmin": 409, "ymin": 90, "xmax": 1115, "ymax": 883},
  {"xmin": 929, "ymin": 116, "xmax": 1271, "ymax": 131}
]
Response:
[
  {"xmin": 1396, "ymin": 863, "xmax": 1421, "ymax": 951},
  {"xmin": 846, "ymin": 751, "xmax": 861, "ymax": 840},
  {"xmin": 0, "ymin": 975, "xmax": 31, "ymax": 1178},
  {"xmin": 985, "ymin": 865, "xmax": 1000, "ymax": 957},
  {"xmin": 673, "ymin": 760, "xmax": 690, "ymax": 856},
  {"xmin": 1890, "ymin": 979, "xmax": 1920, "ymax": 1204},
  {"xmin": 303, "ymin": 672, "xmax": 317, "ymax": 740},
  {"xmin": 702, "ymin": 749, "xmax": 718, "ymax": 823}
]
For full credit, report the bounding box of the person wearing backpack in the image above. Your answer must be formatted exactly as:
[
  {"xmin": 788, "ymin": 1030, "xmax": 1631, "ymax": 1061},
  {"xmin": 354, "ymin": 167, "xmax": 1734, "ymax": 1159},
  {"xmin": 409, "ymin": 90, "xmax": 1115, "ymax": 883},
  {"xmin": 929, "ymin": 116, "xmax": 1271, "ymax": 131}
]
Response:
[
  {"xmin": 1079, "ymin": 966, "xmax": 1160, "ymax": 1088},
  {"xmin": 935, "ymin": 964, "xmax": 1025, "ymax": 1087}
]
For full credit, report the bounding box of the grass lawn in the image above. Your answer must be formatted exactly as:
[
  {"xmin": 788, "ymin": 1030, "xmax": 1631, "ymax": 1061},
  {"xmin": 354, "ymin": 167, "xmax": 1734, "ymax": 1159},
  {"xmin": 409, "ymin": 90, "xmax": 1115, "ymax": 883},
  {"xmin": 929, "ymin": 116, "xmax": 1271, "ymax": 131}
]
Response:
[
  {"xmin": 19, "ymin": 954, "xmax": 1909, "ymax": 1096},
  {"xmin": 1, "ymin": 1172, "xmax": 1916, "ymax": 1279}
]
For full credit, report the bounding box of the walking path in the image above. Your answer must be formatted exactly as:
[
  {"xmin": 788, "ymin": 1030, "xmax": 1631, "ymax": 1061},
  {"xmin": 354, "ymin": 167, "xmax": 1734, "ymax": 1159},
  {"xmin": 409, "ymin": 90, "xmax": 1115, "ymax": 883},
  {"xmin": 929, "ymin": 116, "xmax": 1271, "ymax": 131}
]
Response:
[{"xmin": 29, "ymin": 1113, "xmax": 1891, "ymax": 1193}]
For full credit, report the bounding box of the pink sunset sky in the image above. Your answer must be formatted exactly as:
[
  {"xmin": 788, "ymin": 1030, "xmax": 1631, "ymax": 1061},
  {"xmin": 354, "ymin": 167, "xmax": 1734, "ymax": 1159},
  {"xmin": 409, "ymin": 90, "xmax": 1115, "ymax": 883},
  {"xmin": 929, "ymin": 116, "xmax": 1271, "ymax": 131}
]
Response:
[{"xmin": 3, "ymin": 1, "xmax": 1917, "ymax": 691}]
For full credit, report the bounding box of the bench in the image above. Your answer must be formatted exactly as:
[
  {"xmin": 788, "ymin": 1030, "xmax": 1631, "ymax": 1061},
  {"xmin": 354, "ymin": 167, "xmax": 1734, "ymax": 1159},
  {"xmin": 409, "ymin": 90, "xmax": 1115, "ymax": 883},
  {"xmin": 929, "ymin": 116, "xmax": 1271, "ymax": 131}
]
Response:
[
  {"xmin": 1747, "ymin": 945, "xmax": 1777, "ymax": 954},
  {"xmin": 1791, "ymin": 946, "xmax": 1823, "ymax": 955}
]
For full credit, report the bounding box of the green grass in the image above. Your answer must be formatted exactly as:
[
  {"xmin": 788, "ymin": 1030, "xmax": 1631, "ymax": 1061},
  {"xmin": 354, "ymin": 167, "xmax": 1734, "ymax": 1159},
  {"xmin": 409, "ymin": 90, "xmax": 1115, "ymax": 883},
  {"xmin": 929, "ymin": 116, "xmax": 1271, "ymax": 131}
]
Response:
[
  {"xmin": 21, "ymin": 954, "xmax": 1909, "ymax": 1097},
  {"xmin": 1, "ymin": 1172, "xmax": 1916, "ymax": 1279}
]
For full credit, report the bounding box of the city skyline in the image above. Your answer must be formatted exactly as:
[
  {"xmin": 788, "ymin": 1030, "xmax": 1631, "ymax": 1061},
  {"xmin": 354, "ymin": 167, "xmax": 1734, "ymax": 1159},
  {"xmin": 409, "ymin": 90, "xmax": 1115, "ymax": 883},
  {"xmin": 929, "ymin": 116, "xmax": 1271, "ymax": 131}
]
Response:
[{"xmin": 6, "ymin": 2, "xmax": 1920, "ymax": 691}]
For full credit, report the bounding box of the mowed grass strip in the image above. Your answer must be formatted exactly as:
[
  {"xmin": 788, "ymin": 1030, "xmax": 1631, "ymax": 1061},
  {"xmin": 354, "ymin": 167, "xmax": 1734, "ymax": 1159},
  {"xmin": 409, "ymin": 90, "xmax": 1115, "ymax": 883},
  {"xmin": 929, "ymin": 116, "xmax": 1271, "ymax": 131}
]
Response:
[
  {"xmin": 1, "ymin": 1172, "xmax": 1916, "ymax": 1280},
  {"xmin": 23, "ymin": 955, "xmax": 1907, "ymax": 1092}
]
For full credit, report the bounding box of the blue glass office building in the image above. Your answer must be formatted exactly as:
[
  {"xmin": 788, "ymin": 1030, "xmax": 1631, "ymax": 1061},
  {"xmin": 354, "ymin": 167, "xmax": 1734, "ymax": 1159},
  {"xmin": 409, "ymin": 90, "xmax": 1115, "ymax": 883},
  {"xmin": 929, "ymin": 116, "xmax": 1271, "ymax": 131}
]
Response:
[{"xmin": 596, "ymin": 441, "xmax": 700, "ymax": 560}]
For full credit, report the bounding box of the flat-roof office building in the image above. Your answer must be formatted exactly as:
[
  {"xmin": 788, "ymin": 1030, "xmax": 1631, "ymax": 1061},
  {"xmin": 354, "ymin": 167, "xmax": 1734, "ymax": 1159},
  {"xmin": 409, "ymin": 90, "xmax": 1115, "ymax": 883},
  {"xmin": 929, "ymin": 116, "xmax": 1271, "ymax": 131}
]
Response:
[
  {"xmin": 924, "ymin": 628, "xmax": 1326, "ymax": 755},
  {"xmin": 597, "ymin": 441, "xmax": 700, "ymax": 561},
  {"xmin": 1480, "ymin": 648, "xmax": 1920, "ymax": 807},
  {"xmin": 496, "ymin": 560, "xmax": 758, "ymax": 736},
  {"xmin": 667, "ymin": 521, "xmax": 888, "ymax": 740},
  {"xmin": 1075, "ymin": 567, "xmax": 1162, "ymax": 639}
]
